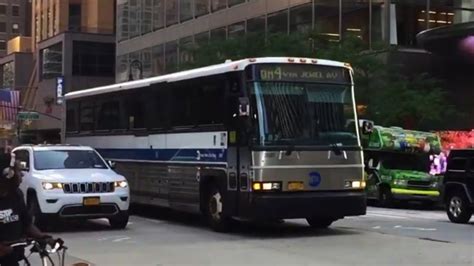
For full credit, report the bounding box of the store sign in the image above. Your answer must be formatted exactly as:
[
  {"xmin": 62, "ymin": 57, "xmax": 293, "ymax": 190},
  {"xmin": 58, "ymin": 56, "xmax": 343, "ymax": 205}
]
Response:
[{"xmin": 56, "ymin": 76, "xmax": 64, "ymax": 104}]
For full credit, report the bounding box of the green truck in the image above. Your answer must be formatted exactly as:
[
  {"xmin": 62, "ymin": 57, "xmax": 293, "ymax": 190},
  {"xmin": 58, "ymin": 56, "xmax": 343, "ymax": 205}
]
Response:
[{"xmin": 362, "ymin": 125, "xmax": 442, "ymax": 207}]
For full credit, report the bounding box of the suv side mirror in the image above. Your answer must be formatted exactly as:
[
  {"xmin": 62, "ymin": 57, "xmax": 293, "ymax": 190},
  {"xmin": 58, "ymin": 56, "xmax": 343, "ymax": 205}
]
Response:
[
  {"xmin": 238, "ymin": 97, "xmax": 250, "ymax": 117},
  {"xmin": 108, "ymin": 161, "xmax": 116, "ymax": 169},
  {"xmin": 19, "ymin": 161, "xmax": 29, "ymax": 171},
  {"xmin": 360, "ymin": 120, "xmax": 374, "ymax": 135}
]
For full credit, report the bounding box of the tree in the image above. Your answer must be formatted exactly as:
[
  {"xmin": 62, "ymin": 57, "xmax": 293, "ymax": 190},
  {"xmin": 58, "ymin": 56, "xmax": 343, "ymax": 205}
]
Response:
[{"xmin": 180, "ymin": 32, "xmax": 458, "ymax": 130}]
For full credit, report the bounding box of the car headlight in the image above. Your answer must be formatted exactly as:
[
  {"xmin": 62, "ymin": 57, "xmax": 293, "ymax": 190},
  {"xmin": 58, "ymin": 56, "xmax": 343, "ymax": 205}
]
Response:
[
  {"xmin": 42, "ymin": 182, "xmax": 63, "ymax": 190},
  {"xmin": 115, "ymin": 180, "xmax": 128, "ymax": 188},
  {"xmin": 393, "ymin": 179, "xmax": 407, "ymax": 186}
]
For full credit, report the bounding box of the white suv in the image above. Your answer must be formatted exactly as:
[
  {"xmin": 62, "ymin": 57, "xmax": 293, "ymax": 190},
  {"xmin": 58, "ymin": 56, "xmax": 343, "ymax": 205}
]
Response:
[{"xmin": 12, "ymin": 145, "xmax": 130, "ymax": 229}]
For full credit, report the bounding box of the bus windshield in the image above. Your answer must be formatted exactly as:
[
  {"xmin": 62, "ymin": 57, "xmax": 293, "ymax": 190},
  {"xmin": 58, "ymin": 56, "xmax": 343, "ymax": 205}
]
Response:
[{"xmin": 249, "ymin": 81, "xmax": 358, "ymax": 147}]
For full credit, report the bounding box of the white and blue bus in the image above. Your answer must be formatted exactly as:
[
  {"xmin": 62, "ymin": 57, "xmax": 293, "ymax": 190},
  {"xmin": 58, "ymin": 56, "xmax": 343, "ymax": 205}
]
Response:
[{"xmin": 63, "ymin": 57, "xmax": 367, "ymax": 231}]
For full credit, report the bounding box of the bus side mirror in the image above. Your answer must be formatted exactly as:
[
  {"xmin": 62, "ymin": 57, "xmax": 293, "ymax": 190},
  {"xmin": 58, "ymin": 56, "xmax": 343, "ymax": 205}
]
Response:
[
  {"xmin": 360, "ymin": 120, "xmax": 374, "ymax": 135},
  {"xmin": 108, "ymin": 161, "xmax": 116, "ymax": 169},
  {"xmin": 238, "ymin": 97, "xmax": 250, "ymax": 117},
  {"xmin": 367, "ymin": 159, "xmax": 380, "ymax": 170}
]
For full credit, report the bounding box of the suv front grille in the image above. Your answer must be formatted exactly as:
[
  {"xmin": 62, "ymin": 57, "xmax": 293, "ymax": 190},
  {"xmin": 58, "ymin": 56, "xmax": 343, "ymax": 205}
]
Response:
[{"xmin": 63, "ymin": 182, "xmax": 114, "ymax": 194}]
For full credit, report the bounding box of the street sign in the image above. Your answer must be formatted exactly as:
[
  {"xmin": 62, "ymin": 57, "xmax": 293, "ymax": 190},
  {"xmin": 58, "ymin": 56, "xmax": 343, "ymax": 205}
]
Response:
[
  {"xmin": 56, "ymin": 76, "xmax": 64, "ymax": 104},
  {"xmin": 17, "ymin": 111, "xmax": 40, "ymax": 120}
]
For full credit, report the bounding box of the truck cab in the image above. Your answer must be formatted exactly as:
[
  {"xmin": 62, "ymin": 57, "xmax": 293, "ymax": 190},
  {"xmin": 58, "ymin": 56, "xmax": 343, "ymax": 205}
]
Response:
[{"xmin": 362, "ymin": 126, "xmax": 441, "ymax": 207}]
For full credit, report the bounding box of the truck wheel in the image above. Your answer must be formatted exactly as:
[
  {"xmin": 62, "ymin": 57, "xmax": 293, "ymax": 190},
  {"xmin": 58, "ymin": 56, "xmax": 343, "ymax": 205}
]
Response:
[
  {"xmin": 378, "ymin": 186, "xmax": 393, "ymax": 207},
  {"xmin": 306, "ymin": 217, "xmax": 334, "ymax": 229},
  {"xmin": 109, "ymin": 211, "xmax": 129, "ymax": 229},
  {"xmin": 205, "ymin": 185, "xmax": 231, "ymax": 232},
  {"xmin": 446, "ymin": 192, "xmax": 472, "ymax": 224}
]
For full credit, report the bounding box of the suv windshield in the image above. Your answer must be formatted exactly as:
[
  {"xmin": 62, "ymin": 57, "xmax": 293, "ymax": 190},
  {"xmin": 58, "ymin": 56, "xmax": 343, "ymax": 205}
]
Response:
[
  {"xmin": 34, "ymin": 150, "xmax": 108, "ymax": 170},
  {"xmin": 249, "ymin": 81, "xmax": 358, "ymax": 147}
]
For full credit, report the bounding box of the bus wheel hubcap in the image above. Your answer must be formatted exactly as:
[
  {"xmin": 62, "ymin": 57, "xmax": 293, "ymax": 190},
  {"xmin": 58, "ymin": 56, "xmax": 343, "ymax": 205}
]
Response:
[
  {"xmin": 210, "ymin": 192, "xmax": 223, "ymax": 221},
  {"xmin": 449, "ymin": 197, "xmax": 462, "ymax": 218}
]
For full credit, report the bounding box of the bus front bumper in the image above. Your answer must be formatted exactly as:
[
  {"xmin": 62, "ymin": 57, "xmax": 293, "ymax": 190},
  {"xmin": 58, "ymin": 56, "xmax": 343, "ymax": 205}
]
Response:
[{"xmin": 246, "ymin": 191, "xmax": 366, "ymax": 220}]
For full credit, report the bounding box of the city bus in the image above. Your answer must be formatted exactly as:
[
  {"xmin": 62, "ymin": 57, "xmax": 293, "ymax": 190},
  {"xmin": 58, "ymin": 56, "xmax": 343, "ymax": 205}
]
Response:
[{"xmin": 63, "ymin": 57, "xmax": 367, "ymax": 231}]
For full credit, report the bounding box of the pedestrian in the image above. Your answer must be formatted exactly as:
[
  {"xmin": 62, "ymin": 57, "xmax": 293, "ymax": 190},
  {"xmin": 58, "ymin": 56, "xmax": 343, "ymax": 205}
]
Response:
[{"xmin": 0, "ymin": 152, "xmax": 62, "ymax": 266}]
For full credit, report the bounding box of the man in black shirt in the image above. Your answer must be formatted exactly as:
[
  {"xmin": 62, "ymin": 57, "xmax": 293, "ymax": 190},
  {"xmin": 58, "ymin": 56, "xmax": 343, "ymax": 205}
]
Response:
[{"xmin": 0, "ymin": 152, "xmax": 58, "ymax": 266}]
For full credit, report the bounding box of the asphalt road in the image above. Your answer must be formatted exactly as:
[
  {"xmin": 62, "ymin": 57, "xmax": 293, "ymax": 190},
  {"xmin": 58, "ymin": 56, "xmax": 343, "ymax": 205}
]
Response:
[{"xmin": 44, "ymin": 206, "xmax": 473, "ymax": 266}]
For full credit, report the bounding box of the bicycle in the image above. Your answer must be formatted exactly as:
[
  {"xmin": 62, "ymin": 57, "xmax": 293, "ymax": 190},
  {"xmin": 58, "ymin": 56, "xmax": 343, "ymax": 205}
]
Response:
[{"xmin": 8, "ymin": 238, "xmax": 67, "ymax": 266}]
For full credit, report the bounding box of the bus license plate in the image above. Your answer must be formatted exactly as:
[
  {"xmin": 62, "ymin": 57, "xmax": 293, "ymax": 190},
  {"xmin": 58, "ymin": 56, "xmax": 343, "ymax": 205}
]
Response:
[
  {"xmin": 288, "ymin": 182, "xmax": 304, "ymax": 191},
  {"xmin": 83, "ymin": 197, "xmax": 100, "ymax": 206}
]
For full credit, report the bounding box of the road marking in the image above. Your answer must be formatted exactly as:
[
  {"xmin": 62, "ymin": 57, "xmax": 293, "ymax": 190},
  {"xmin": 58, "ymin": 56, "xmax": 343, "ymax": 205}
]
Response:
[
  {"xmin": 365, "ymin": 213, "xmax": 409, "ymax": 220},
  {"xmin": 394, "ymin": 225, "xmax": 437, "ymax": 231},
  {"xmin": 112, "ymin": 237, "xmax": 131, "ymax": 242},
  {"xmin": 372, "ymin": 226, "xmax": 381, "ymax": 229}
]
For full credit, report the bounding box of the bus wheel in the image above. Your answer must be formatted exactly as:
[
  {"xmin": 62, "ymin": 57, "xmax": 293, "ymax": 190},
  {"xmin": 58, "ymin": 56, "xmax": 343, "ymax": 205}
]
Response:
[
  {"xmin": 378, "ymin": 186, "xmax": 393, "ymax": 207},
  {"xmin": 206, "ymin": 185, "xmax": 231, "ymax": 232},
  {"xmin": 306, "ymin": 217, "xmax": 334, "ymax": 229}
]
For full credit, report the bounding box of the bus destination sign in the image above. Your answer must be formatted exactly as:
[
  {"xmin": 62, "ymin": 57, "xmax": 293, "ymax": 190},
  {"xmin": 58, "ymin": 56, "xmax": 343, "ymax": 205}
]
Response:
[{"xmin": 254, "ymin": 64, "xmax": 351, "ymax": 84}]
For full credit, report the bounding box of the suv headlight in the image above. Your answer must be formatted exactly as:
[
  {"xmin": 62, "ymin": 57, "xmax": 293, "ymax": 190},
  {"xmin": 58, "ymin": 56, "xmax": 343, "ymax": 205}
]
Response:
[
  {"xmin": 115, "ymin": 180, "xmax": 128, "ymax": 188},
  {"xmin": 393, "ymin": 179, "xmax": 407, "ymax": 186},
  {"xmin": 42, "ymin": 182, "xmax": 63, "ymax": 190}
]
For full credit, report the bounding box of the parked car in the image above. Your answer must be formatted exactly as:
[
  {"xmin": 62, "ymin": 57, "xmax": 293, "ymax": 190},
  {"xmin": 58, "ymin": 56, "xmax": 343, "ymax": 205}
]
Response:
[
  {"xmin": 12, "ymin": 144, "xmax": 130, "ymax": 229},
  {"xmin": 441, "ymin": 149, "xmax": 474, "ymax": 224}
]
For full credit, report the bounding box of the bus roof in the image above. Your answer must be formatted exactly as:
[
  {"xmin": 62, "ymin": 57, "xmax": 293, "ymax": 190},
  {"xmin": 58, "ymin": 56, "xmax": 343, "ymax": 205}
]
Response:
[{"xmin": 64, "ymin": 57, "xmax": 350, "ymax": 100}]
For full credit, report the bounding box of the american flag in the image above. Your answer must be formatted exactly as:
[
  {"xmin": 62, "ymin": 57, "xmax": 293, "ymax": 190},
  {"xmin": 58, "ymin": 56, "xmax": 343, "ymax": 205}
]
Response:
[{"xmin": 0, "ymin": 90, "xmax": 20, "ymax": 122}]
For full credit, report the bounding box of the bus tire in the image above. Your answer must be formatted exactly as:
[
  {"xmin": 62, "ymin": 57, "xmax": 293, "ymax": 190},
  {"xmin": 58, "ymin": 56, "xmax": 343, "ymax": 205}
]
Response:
[
  {"xmin": 205, "ymin": 185, "xmax": 231, "ymax": 232},
  {"xmin": 306, "ymin": 217, "xmax": 334, "ymax": 229},
  {"xmin": 446, "ymin": 191, "xmax": 472, "ymax": 224}
]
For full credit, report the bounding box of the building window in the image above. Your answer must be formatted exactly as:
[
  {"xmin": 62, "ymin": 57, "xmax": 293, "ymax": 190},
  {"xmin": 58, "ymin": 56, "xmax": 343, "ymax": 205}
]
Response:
[
  {"xmin": 1, "ymin": 61, "xmax": 14, "ymax": 89},
  {"xmin": 166, "ymin": 0, "xmax": 179, "ymax": 26},
  {"xmin": 0, "ymin": 5, "xmax": 6, "ymax": 15},
  {"xmin": 194, "ymin": 31, "xmax": 209, "ymax": 46},
  {"xmin": 395, "ymin": 1, "xmax": 429, "ymax": 46},
  {"xmin": 165, "ymin": 41, "xmax": 178, "ymax": 73},
  {"xmin": 0, "ymin": 40, "xmax": 5, "ymax": 50},
  {"xmin": 116, "ymin": 54, "xmax": 129, "ymax": 82},
  {"xmin": 228, "ymin": 21, "xmax": 245, "ymax": 39},
  {"xmin": 141, "ymin": 47, "xmax": 152, "ymax": 78},
  {"xmin": 118, "ymin": 1, "xmax": 130, "ymax": 41},
  {"xmin": 290, "ymin": 3, "xmax": 313, "ymax": 33},
  {"xmin": 72, "ymin": 41, "xmax": 115, "ymax": 77},
  {"xmin": 211, "ymin": 0, "xmax": 226, "ymax": 12},
  {"xmin": 228, "ymin": 0, "xmax": 245, "ymax": 7},
  {"xmin": 179, "ymin": 36, "xmax": 194, "ymax": 67},
  {"xmin": 68, "ymin": 4, "xmax": 81, "ymax": 31},
  {"xmin": 142, "ymin": 0, "xmax": 153, "ymax": 34},
  {"xmin": 210, "ymin": 27, "xmax": 226, "ymax": 41},
  {"xmin": 315, "ymin": 0, "xmax": 340, "ymax": 40},
  {"xmin": 129, "ymin": 0, "xmax": 141, "ymax": 38},
  {"xmin": 12, "ymin": 23, "xmax": 20, "ymax": 34},
  {"xmin": 195, "ymin": 0, "xmax": 209, "ymax": 17},
  {"xmin": 41, "ymin": 43, "xmax": 63, "ymax": 79},
  {"xmin": 247, "ymin": 16, "xmax": 265, "ymax": 34},
  {"xmin": 152, "ymin": 44, "xmax": 165, "ymax": 75},
  {"xmin": 180, "ymin": 0, "xmax": 193, "ymax": 22},
  {"xmin": 0, "ymin": 22, "xmax": 6, "ymax": 33},
  {"xmin": 268, "ymin": 10, "xmax": 288, "ymax": 34},
  {"xmin": 342, "ymin": 0, "xmax": 370, "ymax": 43},
  {"xmin": 153, "ymin": 0, "xmax": 165, "ymax": 30},
  {"xmin": 12, "ymin": 5, "xmax": 20, "ymax": 17}
]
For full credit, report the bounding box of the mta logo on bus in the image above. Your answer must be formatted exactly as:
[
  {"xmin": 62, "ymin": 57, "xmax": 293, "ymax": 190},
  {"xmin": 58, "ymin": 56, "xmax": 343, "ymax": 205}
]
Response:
[{"xmin": 309, "ymin": 172, "xmax": 322, "ymax": 187}]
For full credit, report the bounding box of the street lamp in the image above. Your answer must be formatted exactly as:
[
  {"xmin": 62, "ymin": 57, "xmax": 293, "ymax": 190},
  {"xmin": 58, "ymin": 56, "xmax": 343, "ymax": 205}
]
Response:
[{"xmin": 129, "ymin": 59, "xmax": 143, "ymax": 81}]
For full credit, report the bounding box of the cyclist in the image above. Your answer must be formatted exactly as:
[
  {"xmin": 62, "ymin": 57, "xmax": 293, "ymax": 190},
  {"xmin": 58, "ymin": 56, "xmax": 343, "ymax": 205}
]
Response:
[{"xmin": 0, "ymin": 152, "xmax": 61, "ymax": 266}]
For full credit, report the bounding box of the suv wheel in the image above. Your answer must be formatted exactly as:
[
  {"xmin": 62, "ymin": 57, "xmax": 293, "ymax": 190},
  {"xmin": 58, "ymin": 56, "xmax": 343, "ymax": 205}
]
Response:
[
  {"xmin": 109, "ymin": 211, "xmax": 129, "ymax": 229},
  {"xmin": 446, "ymin": 192, "xmax": 472, "ymax": 224},
  {"xmin": 306, "ymin": 217, "xmax": 335, "ymax": 229},
  {"xmin": 27, "ymin": 195, "xmax": 48, "ymax": 230}
]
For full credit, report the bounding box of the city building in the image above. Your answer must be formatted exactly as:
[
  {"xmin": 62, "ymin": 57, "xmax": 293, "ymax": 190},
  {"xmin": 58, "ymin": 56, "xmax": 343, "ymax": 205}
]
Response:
[
  {"xmin": 0, "ymin": 0, "xmax": 31, "ymax": 58},
  {"xmin": 116, "ymin": 0, "xmax": 474, "ymax": 129},
  {"xmin": 0, "ymin": 0, "xmax": 116, "ymax": 144}
]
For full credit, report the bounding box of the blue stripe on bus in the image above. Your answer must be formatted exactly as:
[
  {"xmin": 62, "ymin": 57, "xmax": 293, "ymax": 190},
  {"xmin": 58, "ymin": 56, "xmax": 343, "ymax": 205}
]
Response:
[{"xmin": 96, "ymin": 148, "xmax": 227, "ymax": 163}]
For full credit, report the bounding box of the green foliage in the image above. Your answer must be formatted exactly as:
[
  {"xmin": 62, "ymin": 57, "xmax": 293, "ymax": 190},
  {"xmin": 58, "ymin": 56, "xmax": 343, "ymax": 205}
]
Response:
[{"xmin": 179, "ymin": 31, "xmax": 457, "ymax": 130}]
